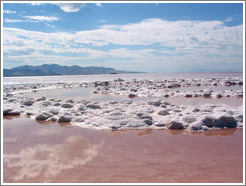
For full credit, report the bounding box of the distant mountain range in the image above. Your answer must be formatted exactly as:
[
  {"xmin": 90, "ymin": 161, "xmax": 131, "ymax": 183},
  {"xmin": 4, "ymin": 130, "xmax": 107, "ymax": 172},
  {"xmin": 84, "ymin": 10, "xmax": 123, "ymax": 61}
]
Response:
[{"xmin": 3, "ymin": 64, "xmax": 143, "ymax": 77}]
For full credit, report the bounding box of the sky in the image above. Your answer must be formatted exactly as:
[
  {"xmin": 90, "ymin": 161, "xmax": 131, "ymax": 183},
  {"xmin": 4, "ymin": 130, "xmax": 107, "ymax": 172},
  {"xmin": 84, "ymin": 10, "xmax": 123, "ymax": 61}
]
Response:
[{"xmin": 2, "ymin": 2, "xmax": 244, "ymax": 72}]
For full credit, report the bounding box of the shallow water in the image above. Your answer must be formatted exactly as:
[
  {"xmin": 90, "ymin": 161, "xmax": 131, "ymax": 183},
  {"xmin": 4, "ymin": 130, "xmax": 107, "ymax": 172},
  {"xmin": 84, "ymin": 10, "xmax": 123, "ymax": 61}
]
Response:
[
  {"xmin": 3, "ymin": 115, "xmax": 243, "ymax": 183},
  {"xmin": 22, "ymin": 87, "xmax": 126, "ymax": 102},
  {"xmin": 22, "ymin": 86, "xmax": 243, "ymax": 107},
  {"xmin": 3, "ymin": 71, "xmax": 243, "ymax": 85}
]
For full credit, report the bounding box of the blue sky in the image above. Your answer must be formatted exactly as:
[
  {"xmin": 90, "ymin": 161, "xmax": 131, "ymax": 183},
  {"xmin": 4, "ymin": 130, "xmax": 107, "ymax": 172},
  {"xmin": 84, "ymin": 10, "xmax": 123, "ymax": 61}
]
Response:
[{"xmin": 2, "ymin": 2, "xmax": 244, "ymax": 72}]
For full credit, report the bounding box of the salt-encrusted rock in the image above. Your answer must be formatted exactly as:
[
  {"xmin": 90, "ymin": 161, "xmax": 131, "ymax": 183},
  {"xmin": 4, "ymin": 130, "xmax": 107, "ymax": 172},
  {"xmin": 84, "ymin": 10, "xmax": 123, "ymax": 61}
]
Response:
[
  {"xmin": 237, "ymin": 122, "xmax": 243, "ymax": 128},
  {"xmin": 203, "ymin": 93, "xmax": 211, "ymax": 98},
  {"xmin": 136, "ymin": 112, "xmax": 152, "ymax": 120},
  {"xmin": 227, "ymin": 110, "xmax": 234, "ymax": 115},
  {"xmin": 42, "ymin": 101, "xmax": 52, "ymax": 107},
  {"xmin": 182, "ymin": 116, "xmax": 196, "ymax": 124},
  {"xmin": 130, "ymin": 88, "xmax": 138, "ymax": 92},
  {"xmin": 144, "ymin": 119, "xmax": 153, "ymax": 126},
  {"xmin": 26, "ymin": 112, "xmax": 33, "ymax": 116},
  {"xmin": 50, "ymin": 117, "xmax": 57, "ymax": 122},
  {"xmin": 167, "ymin": 83, "xmax": 180, "ymax": 88},
  {"xmin": 235, "ymin": 114, "xmax": 243, "ymax": 123},
  {"xmin": 86, "ymin": 104, "xmax": 101, "ymax": 109},
  {"xmin": 162, "ymin": 102, "xmax": 171, "ymax": 105},
  {"xmin": 121, "ymin": 99, "xmax": 132, "ymax": 104},
  {"xmin": 148, "ymin": 99, "xmax": 161, "ymax": 106},
  {"xmin": 139, "ymin": 114, "xmax": 153, "ymax": 120},
  {"xmin": 77, "ymin": 105, "xmax": 85, "ymax": 111},
  {"xmin": 160, "ymin": 104, "xmax": 167, "ymax": 108},
  {"xmin": 158, "ymin": 109, "xmax": 170, "ymax": 116},
  {"xmin": 224, "ymin": 81, "xmax": 232, "ymax": 86},
  {"xmin": 128, "ymin": 93, "xmax": 136, "ymax": 98},
  {"xmin": 61, "ymin": 103, "xmax": 73, "ymax": 108},
  {"xmin": 6, "ymin": 94, "xmax": 14, "ymax": 97},
  {"xmin": 66, "ymin": 99, "xmax": 75, "ymax": 103},
  {"xmin": 8, "ymin": 98, "xmax": 18, "ymax": 103},
  {"xmin": 215, "ymin": 94, "xmax": 223, "ymax": 98},
  {"xmin": 3, "ymin": 109, "xmax": 12, "ymax": 115},
  {"xmin": 192, "ymin": 108, "xmax": 200, "ymax": 112},
  {"xmin": 53, "ymin": 103, "xmax": 61, "ymax": 106},
  {"xmin": 155, "ymin": 123, "xmax": 166, "ymax": 127},
  {"xmin": 238, "ymin": 81, "xmax": 243, "ymax": 85},
  {"xmin": 73, "ymin": 116, "xmax": 87, "ymax": 122},
  {"xmin": 36, "ymin": 97, "xmax": 46, "ymax": 101},
  {"xmin": 173, "ymin": 109, "xmax": 182, "ymax": 113},
  {"xmin": 117, "ymin": 78, "xmax": 124, "ymax": 82},
  {"xmin": 35, "ymin": 113, "xmax": 52, "ymax": 121},
  {"xmin": 188, "ymin": 121, "xmax": 208, "ymax": 131},
  {"xmin": 202, "ymin": 115, "xmax": 237, "ymax": 128},
  {"xmin": 8, "ymin": 110, "xmax": 21, "ymax": 115},
  {"xmin": 22, "ymin": 100, "xmax": 34, "ymax": 106},
  {"xmin": 167, "ymin": 121, "xmax": 184, "ymax": 130},
  {"xmin": 58, "ymin": 116, "xmax": 72, "ymax": 122},
  {"xmin": 219, "ymin": 116, "xmax": 238, "ymax": 128},
  {"xmin": 3, "ymin": 108, "xmax": 21, "ymax": 115},
  {"xmin": 80, "ymin": 100, "xmax": 90, "ymax": 105},
  {"xmin": 184, "ymin": 94, "xmax": 192, "ymax": 98},
  {"xmin": 188, "ymin": 121, "xmax": 203, "ymax": 131},
  {"xmin": 236, "ymin": 93, "xmax": 243, "ymax": 98},
  {"xmin": 49, "ymin": 108, "xmax": 59, "ymax": 115},
  {"xmin": 109, "ymin": 100, "xmax": 119, "ymax": 104}
]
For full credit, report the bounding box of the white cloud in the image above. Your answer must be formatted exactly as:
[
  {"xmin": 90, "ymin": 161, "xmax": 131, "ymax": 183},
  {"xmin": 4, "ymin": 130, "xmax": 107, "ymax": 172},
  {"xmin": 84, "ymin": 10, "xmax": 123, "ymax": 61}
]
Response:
[
  {"xmin": 3, "ymin": 18, "xmax": 243, "ymax": 71},
  {"xmin": 225, "ymin": 17, "xmax": 233, "ymax": 22},
  {"xmin": 24, "ymin": 16, "xmax": 59, "ymax": 22},
  {"xmin": 3, "ymin": 10, "xmax": 16, "ymax": 14},
  {"xmin": 56, "ymin": 3, "xmax": 86, "ymax": 12},
  {"xmin": 28, "ymin": 2, "xmax": 86, "ymax": 12},
  {"xmin": 4, "ymin": 18, "xmax": 27, "ymax": 23},
  {"xmin": 95, "ymin": 3, "xmax": 102, "ymax": 7},
  {"xmin": 30, "ymin": 3, "xmax": 45, "ymax": 6},
  {"xmin": 45, "ymin": 23, "xmax": 56, "ymax": 29}
]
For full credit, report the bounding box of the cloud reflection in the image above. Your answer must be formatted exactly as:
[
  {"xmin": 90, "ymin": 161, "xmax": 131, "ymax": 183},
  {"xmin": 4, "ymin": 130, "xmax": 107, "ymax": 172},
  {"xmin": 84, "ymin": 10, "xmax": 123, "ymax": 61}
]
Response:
[{"xmin": 4, "ymin": 136, "xmax": 103, "ymax": 181}]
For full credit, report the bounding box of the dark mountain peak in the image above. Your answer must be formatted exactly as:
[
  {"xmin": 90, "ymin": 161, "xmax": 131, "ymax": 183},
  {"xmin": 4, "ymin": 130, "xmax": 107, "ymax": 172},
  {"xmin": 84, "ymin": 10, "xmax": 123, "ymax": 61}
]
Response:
[{"xmin": 3, "ymin": 64, "xmax": 143, "ymax": 77}]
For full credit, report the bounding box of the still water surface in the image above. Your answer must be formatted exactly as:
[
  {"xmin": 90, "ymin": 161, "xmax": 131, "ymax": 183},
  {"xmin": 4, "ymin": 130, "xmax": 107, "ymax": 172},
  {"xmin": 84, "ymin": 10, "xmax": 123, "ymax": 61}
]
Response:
[
  {"xmin": 3, "ymin": 71, "xmax": 243, "ymax": 85},
  {"xmin": 3, "ymin": 115, "xmax": 243, "ymax": 183}
]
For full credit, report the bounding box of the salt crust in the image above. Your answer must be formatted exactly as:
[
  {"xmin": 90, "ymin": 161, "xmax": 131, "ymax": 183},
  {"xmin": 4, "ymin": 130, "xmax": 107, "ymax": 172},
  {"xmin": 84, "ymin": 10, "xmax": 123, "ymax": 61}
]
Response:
[{"xmin": 3, "ymin": 77, "xmax": 243, "ymax": 131}]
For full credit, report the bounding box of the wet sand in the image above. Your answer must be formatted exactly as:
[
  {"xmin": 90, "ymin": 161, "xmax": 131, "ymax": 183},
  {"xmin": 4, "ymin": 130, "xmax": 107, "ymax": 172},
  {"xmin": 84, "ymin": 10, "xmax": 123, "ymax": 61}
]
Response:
[{"xmin": 3, "ymin": 115, "xmax": 243, "ymax": 183}]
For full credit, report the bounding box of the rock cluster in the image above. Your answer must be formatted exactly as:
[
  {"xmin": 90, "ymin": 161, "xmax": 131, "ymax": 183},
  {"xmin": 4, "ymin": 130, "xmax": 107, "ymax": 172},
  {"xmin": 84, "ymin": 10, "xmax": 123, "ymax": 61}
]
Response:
[{"xmin": 3, "ymin": 77, "xmax": 243, "ymax": 131}]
